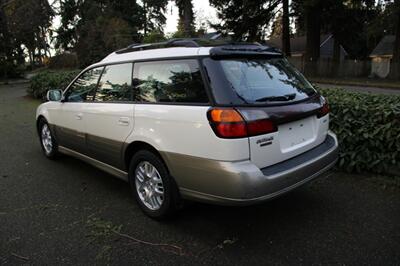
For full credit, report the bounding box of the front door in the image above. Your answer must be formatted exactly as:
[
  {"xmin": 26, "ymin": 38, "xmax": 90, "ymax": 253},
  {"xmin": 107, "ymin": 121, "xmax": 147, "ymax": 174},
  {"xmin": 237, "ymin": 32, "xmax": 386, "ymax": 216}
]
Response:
[{"xmin": 56, "ymin": 67, "xmax": 104, "ymax": 154}]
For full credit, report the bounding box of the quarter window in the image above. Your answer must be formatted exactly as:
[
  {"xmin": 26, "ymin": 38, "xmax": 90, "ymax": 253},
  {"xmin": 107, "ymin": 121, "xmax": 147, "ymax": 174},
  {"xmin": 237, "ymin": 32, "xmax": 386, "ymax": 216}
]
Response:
[
  {"xmin": 95, "ymin": 63, "xmax": 133, "ymax": 102},
  {"xmin": 66, "ymin": 67, "xmax": 103, "ymax": 102},
  {"xmin": 133, "ymin": 59, "xmax": 208, "ymax": 103}
]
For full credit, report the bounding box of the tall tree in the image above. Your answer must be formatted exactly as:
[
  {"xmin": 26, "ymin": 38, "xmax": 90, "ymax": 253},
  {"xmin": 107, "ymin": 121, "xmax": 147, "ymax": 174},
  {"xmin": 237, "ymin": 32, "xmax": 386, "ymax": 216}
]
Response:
[
  {"xmin": 176, "ymin": 0, "xmax": 195, "ymax": 37},
  {"xmin": 0, "ymin": 0, "xmax": 14, "ymax": 78},
  {"xmin": 142, "ymin": 0, "xmax": 168, "ymax": 35},
  {"xmin": 3, "ymin": 0, "xmax": 53, "ymax": 67},
  {"xmin": 270, "ymin": 13, "xmax": 283, "ymax": 38},
  {"xmin": 55, "ymin": 0, "xmax": 79, "ymax": 51},
  {"xmin": 304, "ymin": 1, "xmax": 322, "ymax": 62},
  {"xmin": 209, "ymin": 0, "xmax": 280, "ymax": 41},
  {"xmin": 73, "ymin": 0, "xmax": 145, "ymax": 66},
  {"xmin": 282, "ymin": 0, "xmax": 291, "ymax": 56}
]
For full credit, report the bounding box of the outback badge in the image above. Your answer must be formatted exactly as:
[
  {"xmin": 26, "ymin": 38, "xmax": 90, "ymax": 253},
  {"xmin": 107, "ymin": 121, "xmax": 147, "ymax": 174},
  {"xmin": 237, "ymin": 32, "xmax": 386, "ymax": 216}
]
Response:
[{"xmin": 256, "ymin": 136, "xmax": 274, "ymax": 147}]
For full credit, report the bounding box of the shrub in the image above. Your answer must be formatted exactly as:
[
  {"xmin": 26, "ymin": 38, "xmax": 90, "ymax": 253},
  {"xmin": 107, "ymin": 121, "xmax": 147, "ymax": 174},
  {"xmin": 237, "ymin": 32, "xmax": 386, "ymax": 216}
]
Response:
[
  {"xmin": 318, "ymin": 87, "xmax": 400, "ymax": 174},
  {"xmin": 28, "ymin": 69, "xmax": 81, "ymax": 99}
]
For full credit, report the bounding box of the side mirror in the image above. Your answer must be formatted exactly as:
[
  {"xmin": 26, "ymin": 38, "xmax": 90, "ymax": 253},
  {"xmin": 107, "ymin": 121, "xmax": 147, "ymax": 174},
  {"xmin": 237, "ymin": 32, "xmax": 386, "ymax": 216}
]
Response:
[{"xmin": 46, "ymin": 89, "xmax": 63, "ymax": 102}]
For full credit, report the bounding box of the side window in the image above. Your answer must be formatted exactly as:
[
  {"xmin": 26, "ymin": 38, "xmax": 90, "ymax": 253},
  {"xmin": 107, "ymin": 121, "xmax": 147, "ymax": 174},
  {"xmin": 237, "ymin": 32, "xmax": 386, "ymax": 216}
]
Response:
[
  {"xmin": 133, "ymin": 59, "xmax": 209, "ymax": 103},
  {"xmin": 95, "ymin": 63, "xmax": 133, "ymax": 102},
  {"xmin": 66, "ymin": 67, "xmax": 103, "ymax": 102}
]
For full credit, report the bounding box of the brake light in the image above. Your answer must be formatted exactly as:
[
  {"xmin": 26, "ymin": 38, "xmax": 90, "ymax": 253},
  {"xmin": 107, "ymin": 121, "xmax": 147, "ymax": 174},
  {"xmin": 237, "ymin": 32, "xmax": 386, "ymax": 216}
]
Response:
[
  {"xmin": 317, "ymin": 101, "xmax": 329, "ymax": 118},
  {"xmin": 247, "ymin": 119, "xmax": 276, "ymax": 136},
  {"xmin": 207, "ymin": 108, "xmax": 277, "ymax": 138}
]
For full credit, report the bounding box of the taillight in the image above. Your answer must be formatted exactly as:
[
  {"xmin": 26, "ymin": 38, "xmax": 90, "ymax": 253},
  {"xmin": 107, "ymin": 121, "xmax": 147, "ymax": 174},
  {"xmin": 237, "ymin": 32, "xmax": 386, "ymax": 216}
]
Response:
[
  {"xmin": 207, "ymin": 108, "xmax": 277, "ymax": 138},
  {"xmin": 317, "ymin": 101, "xmax": 329, "ymax": 118}
]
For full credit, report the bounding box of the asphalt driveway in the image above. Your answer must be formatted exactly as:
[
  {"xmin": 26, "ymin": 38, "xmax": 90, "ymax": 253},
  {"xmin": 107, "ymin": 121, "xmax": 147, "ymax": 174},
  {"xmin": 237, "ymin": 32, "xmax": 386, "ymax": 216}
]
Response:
[{"xmin": 1, "ymin": 83, "xmax": 399, "ymax": 265}]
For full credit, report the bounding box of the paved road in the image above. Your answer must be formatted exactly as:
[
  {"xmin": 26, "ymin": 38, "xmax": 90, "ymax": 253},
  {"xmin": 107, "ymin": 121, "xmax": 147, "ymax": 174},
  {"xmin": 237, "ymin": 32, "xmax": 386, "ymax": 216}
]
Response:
[
  {"xmin": 315, "ymin": 83, "xmax": 400, "ymax": 95},
  {"xmin": 1, "ymin": 83, "xmax": 399, "ymax": 265}
]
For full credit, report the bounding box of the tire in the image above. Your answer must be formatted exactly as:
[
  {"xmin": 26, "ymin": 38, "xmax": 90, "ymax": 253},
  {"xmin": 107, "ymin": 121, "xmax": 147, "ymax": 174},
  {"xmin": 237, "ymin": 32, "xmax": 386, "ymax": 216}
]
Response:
[
  {"xmin": 128, "ymin": 150, "xmax": 181, "ymax": 219},
  {"xmin": 38, "ymin": 119, "xmax": 59, "ymax": 159}
]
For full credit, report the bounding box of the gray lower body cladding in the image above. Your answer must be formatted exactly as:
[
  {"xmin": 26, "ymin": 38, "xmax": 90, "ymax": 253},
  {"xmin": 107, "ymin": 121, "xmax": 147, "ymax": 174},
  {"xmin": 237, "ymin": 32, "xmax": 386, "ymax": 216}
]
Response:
[{"xmin": 163, "ymin": 132, "xmax": 338, "ymax": 205}]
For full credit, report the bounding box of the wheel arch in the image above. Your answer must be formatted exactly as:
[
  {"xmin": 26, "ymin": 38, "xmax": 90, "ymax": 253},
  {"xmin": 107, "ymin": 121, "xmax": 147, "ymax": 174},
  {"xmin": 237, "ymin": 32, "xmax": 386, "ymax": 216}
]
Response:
[
  {"xmin": 36, "ymin": 115, "xmax": 48, "ymax": 134},
  {"xmin": 123, "ymin": 141, "xmax": 171, "ymax": 173}
]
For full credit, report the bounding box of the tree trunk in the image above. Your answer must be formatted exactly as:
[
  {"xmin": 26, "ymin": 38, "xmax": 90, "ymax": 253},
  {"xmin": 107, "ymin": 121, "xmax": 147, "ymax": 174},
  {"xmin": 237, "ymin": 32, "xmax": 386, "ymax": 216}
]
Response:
[
  {"xmin": 389, "ymin": 3, "xmax": 400, "ymax": 80},
  {"xmin": 0, "ymin": 0, "xmax": 12, "ymax": 79},
  {"xmin": 177, "ymin": 0, "xmax": 194, "ymax": 37},
  {"xmin": 305, "ymin": 4, "xmax": 321, "ymax": 76},
  {"xmin": 282, "ymin": 0, "xmax": 291, "ymax": 56},
  {"xmin": 143, "ymin": 1, "xmax": 148, "ymax": 36},
  {"xmin": 183, "ymin": 0, "xmax": 193, "ymax": 37}
]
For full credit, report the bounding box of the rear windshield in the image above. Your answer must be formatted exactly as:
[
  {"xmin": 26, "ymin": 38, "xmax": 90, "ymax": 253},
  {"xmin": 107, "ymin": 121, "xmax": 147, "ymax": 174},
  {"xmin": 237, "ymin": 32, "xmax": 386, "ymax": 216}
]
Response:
[{"xmin": 202, "ymin": 58, "xmax": 316, "ymax": 105}]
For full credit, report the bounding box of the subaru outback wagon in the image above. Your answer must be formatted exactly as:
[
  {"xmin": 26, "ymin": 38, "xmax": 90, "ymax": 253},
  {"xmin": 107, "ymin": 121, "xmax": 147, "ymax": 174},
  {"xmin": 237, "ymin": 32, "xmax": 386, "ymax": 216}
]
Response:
[{"xmin": 36, "ymin": 39, "xmax": 338, "ymax": 218}]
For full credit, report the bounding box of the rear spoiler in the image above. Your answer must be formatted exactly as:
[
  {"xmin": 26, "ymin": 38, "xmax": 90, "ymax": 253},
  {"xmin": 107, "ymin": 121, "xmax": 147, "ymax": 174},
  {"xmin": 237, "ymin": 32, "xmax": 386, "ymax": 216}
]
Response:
[{"xmin": 210, "ymin": 45, "xmax": 283, "ymax": 60}]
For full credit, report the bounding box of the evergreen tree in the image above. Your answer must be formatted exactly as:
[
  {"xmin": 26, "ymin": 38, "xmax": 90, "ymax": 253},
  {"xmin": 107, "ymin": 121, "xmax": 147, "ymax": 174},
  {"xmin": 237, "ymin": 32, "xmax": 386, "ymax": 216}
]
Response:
[
  {"xmin": 176, "ymin": 0, "xmax": 196, "ymax": 37},
  {"xmin": 55, "ymin": 0, "xmax": 79, "ymax": 51},
  {"xmin": 209, "ymin": 0, "xmax": 280, "ymax": 42}
]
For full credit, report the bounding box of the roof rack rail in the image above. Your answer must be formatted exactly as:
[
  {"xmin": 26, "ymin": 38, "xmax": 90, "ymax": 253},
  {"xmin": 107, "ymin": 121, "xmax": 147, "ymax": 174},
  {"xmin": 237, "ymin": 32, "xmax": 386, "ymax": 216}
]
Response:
[
  {"xmin": 115, "ymin": 39, "xmax": 201, "ymax": 54},
  {"xmin": 114, "ymin": 38, "xmax": 278, "ymax": 55}
]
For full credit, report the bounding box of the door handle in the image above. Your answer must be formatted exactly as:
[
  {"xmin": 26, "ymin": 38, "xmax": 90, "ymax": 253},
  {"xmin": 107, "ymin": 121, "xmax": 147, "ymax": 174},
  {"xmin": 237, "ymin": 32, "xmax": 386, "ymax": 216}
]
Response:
[
  {"xmin": 75, "ymin": 113, "xmax": 83, "ymax": 120},
  {"xmin": 118, "ymin": 117, "xmax": 130, "ymax": 126}
]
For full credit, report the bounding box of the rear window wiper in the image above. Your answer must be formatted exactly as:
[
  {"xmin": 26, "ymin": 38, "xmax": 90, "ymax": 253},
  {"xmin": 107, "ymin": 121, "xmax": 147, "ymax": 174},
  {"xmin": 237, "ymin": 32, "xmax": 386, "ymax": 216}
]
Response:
[{"xmin": 255, "ymin": 93, "xmax": 296, "ymax": 102}]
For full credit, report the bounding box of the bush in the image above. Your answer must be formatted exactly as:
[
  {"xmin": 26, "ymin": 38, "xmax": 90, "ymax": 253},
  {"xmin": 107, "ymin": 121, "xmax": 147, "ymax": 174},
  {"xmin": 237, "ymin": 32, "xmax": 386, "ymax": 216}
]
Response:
[
  {"xmin": 28, "ymin": 69, "xmax": 81, "ymax": 99},
  {"xmin": 318, "ymin": 87, "xmax": 400, "ymax": 174}
]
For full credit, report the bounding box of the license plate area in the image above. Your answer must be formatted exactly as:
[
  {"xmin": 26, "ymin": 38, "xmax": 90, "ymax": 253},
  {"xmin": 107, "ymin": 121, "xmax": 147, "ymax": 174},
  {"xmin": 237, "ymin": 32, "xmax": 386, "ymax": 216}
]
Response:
[{"xmin": 278, "ymin": 116, "xmax": 316, "ymax": 152}]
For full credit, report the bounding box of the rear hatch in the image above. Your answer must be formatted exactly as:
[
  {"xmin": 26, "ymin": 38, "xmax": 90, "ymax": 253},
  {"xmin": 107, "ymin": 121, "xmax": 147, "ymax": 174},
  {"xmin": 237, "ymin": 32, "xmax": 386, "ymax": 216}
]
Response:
[
  {"xmin": 238, "ymin": 97, "xmax": 329, "ymax": 168},
  {"xmin": 202, "ymin": 48, "xmax": 330, "ymax": 169}
]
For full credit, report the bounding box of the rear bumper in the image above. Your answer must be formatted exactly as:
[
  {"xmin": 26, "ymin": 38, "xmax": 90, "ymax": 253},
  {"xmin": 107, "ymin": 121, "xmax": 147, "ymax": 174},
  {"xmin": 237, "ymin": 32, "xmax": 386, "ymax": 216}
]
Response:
[{"xmin": 170, "ymin": 131, "xmax": 338, "ymax": 206}]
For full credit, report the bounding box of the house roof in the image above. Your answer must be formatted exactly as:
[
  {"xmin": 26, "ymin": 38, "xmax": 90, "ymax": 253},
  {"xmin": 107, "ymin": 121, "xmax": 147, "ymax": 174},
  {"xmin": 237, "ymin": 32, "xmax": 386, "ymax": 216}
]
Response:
[
  {"xmin": 370, "ymin": 35, "xmax": 395, "ymax": 57},
  {"xmin": 266, "ymin": 34, "xmax": 333, "ymax": 53}
]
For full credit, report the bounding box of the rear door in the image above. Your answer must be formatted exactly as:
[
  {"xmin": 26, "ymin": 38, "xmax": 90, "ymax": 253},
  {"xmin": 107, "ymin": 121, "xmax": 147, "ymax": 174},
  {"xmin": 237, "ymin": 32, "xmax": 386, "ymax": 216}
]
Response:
[{"xmin": 84, "ymin": 63, "xmax": 134, "ymax": 169}]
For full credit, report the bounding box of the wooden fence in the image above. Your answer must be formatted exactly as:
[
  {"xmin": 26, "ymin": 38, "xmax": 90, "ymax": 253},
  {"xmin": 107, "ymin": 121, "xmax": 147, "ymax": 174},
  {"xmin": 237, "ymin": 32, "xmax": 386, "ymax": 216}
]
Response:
[{"xmin": 288, "ymin": 57, "xmax": 372, "ymax": 78}]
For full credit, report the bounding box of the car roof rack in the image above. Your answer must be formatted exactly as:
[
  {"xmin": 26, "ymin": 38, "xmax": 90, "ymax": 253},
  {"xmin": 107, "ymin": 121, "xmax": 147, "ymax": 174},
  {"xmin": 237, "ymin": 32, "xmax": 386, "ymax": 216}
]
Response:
[
  {"xmin": 115, "ymin": 39, "xmax": 201, "ymax": 54},
  {"xmin": 114, "ymin": 38, "xmax": 282, "ymax": 57}
]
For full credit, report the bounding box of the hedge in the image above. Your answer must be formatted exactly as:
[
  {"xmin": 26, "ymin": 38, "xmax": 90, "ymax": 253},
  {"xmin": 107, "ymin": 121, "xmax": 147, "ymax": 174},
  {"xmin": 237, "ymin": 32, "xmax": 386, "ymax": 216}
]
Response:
[
  {"xmin": 318, "ymin": 87, "xmax": 400, "ymax": 174},
  {"xmin": 28, "ymin": 69, "xmax": 81, "ymax": 99}
]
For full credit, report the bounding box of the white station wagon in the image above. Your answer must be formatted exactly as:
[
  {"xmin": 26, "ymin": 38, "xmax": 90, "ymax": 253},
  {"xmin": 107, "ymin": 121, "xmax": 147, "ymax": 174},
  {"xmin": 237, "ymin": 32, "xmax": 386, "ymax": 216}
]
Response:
[{"xmin": 36, "ymin": 39, "xmax": 338, "ymax": 218}]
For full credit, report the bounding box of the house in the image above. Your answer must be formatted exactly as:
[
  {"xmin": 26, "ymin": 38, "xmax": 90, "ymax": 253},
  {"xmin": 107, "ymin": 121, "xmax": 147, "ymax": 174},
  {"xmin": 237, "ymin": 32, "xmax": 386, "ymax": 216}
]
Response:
[
  {"xmin": 266, "ymin": 34, "xmax": 348, "ymax": 61},
  {"xmin": 369, "ymin": 35, "xmax": 395, "ymax": 78}
]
